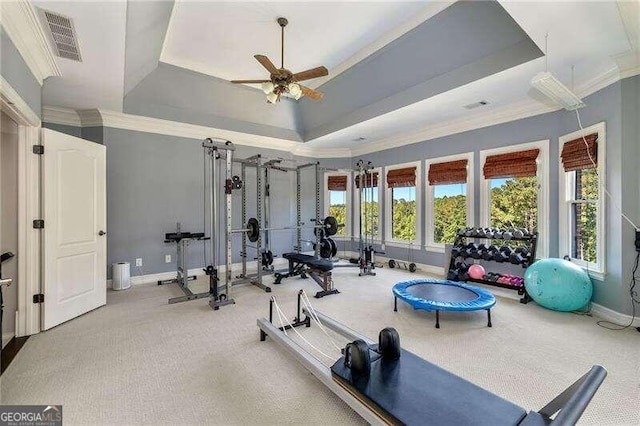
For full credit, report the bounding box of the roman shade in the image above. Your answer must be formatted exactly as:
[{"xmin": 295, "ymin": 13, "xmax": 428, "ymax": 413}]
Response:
[
  {"xmin": 355, "ymin": 172, "xmax": 379, "ymax": 188},
  {"xmin": 483, "ymin": 149, "xmax": 539, "ymax": 179},
  {"xmin": 428, "ymin": 159, "xmax": 468, "ymax": 185},
  {"xmin": 327, "ymin": 175, "xmax": 347, "ymax": 191},
  {"xmin": 561, "ymin": 134, "xmax": 597, "ymax": 172},
  {"xmin": 387, "ymin": 167, "xmax": 417, "ymax": 188}
]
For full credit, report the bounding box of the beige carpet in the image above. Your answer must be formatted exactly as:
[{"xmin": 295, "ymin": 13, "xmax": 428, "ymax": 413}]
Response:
[{"xmin": 1, "ymin": 265, "xmax": 639, "ymax": 425}]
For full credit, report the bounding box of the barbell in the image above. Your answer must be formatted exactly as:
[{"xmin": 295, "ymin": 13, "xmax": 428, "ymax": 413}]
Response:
[{"xmin": 232, "ymin": 216, "xmax": 339, "ymax": 243}]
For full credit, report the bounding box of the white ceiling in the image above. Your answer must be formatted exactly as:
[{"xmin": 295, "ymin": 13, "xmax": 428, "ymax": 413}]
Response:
[
  {"xmin": 305, "ymin": 0, "xmax": 636, "ymax": 149},
  {"xmin": 160, "ymin": 1, "xmax": 432, "ymax": 83},
  {"xmin": 35, "ymin": 1, "xmax": 127, "ymax": 111}
]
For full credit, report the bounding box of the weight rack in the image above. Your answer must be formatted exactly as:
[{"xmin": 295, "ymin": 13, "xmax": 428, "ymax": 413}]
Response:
[{"xmin": 447, "ymin": 228, "xmax": 538, "ymax": 304}]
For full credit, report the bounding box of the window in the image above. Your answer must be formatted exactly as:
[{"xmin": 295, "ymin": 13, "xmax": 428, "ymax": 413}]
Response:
[
  {"xmin": 385, "ymin": 162, "xmax": 421, "ymax": 245},
  {"xmin": 426, "ymin": 154, "xmax": 473, "ymax": 251},
  {"xmin": 559, "ymin": 123, "xmax": 605, "ymax": 277},
  {"xmin": 480, "ymin": 141, "xmax": 549, "ymax": 257},
  {"xmin": 324, "ymin": 172, "xmax": 350, "ymax": 238},
  {"xmin": 354, "ymin": 170, "xmax": 381, "ymax": 240}
]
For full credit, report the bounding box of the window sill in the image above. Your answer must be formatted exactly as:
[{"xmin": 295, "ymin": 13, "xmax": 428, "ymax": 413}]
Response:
[
  {"xmin": 384, "ymin": 240, "xmax": 421, "ymax": 249},
  {"xmin": 425, "ymin": 244, "xmax": 446, "ymax": 254},
  {"xmin": 564, "ymin": 258, "xmax": 605, "ymax": 281}
]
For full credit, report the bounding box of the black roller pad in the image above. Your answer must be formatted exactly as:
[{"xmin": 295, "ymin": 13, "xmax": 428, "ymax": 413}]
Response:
[
  {"xmin": 331, "ymin": 346, "xmax": 526, "ymax": 426},
  {"xmin": 282, "ymin": 253, "xmax": 333, "ymax": 272}
]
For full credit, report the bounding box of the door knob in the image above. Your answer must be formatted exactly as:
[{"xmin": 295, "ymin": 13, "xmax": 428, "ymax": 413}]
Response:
[
  {"xmin": 98, "ymin": 230, "xmax": 106, "ymax": 236},
  {"xmin": 0, "ymin": 278, "xmax": 12, "ymax": 287}
]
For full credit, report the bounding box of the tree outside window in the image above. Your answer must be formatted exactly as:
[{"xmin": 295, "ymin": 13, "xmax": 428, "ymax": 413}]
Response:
[
  {"xmin": 433, "ymin": 183, "xmax": 467, "ymax": 244},
  {"xmin": 569, "ymin": 168, "xmax": 598, "ymax": 263},
  {"xmin": 391, "ymin": 186, "xmax": 416, "ymax": 241},
  {"xmin": 489, "ymin": 176, "xmax": 538, "ymax": 232},
  {"xmin": 328, "ymin": 190, "xmax": 347, "ymax": 236}
]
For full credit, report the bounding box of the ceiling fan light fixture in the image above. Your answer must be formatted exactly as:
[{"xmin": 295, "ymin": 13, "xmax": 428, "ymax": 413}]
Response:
[
  {"xmin": 288, "ymin": 83, "xmax": 302, "ymax": 100},
  {"xmin": 266, "ymin": 91, "xmax": 278, "ymax": 104},
  {"xmin": 261, "ymin": 82, "xmax": 274, "ymax": 94}
]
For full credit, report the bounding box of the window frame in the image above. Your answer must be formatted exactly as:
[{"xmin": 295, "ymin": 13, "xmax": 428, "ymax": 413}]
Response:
[
  {"xmin": 425, "ymin": 152, "xmax": 474, "ymax": 253},
  {"xmin": 353, "ymin": 167, "xmax": 383, "ymax": 243},
  {"xmin": 384, "ymin": 161, "xmax": 422, "ymax": 247},
  {"xmin": 479, "ymin": 140, "xmax": 549, "ymax": 259},
  {"xmin": 558, "ymin": 122, "xmax": 606, "ymax": 280},
  {"xmin": 323, "ymin": 170, "xmax": 352, "ymax": 240}
]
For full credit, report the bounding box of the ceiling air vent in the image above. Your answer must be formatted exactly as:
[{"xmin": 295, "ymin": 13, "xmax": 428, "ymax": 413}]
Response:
[
  {"xmin": 463, "ymin": 100, "xmax": 488, "ymax": 110},
  {"xmin": 39, "ymin": 8, "xmax": 82, "ymax": 62}
]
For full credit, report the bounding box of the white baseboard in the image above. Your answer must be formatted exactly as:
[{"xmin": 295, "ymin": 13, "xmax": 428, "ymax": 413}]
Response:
[
  {"xmin": 336, "ymin": 250, "xmax": 446, "ymax": 278},
  {"xmin": 590, "ymin": 302, "xmax": 640, "ymax": 328},
  {"xmin": 107, "ymin": 258, "xmax": 291, "ymax": 289}
]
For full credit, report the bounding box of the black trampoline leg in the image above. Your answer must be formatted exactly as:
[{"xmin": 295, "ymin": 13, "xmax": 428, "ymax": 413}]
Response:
[
  {"xmin": 487, "ymin": 309, "xmax": 492, "ymax": 327},
  {"xmin": 435, "ymin": 310, "xmax": 440, "ymax": 329},
  {"xmin": 394, "ymin": 297, "xmax": 397, "ymax": 312}
]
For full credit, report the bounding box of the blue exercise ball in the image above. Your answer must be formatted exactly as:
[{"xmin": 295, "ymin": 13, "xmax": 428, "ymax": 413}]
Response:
[{"xmin": 524, "ymin": 258, "xmax": 592, "ymax": 312}]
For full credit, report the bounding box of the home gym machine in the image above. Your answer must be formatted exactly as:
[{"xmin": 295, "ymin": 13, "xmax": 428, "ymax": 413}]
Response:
[
  {"xmin": 202, "ymin": 138, "xmax": 237, "ymax": 310},
  {"xmin": 158, "ymin": 222, "xmax": 209, "ymax": 304},
  {"xmin": 258, "ymin": 293, "xmax": 608, "ymax": 426},
  {"xmin": 333, "ymin": 160, "xmax": 378, "ymax": 276}
]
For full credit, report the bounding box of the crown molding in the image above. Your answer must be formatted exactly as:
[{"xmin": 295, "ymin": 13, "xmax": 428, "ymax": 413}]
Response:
[
  {"xmin": 41, "ymin": 62, "xmax": 633, "ymax": 159},
  {"xmin": 348, "ymin": 63, "xmax": 633, "ymax": 157},
  {"xmin": 42, "ymin": 105, "xmax": 81, "ymax": 127},
  {"xmin": 1, "ymin": 76, "xmax": 40, "ymax": 126},
  {"xmin": 0, "ymin": 0, "xmax": 61, "ymax": 85}
]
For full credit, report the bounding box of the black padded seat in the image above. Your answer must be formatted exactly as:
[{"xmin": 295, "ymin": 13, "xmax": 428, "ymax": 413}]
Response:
[
  {"xmin": 331, "ymin": 347, "xmax": 527, "ymax": 426},
  {"xmin": 283, "ymin": 253, "xmax": 333, "ymax": 272}
]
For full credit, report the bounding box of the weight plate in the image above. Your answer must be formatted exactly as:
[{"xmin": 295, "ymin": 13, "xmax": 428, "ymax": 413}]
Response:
[
  {"xmin": 319, "ymin": 239, "xmax": 332, "ymax": 259},
  {"xmin": 324, "ymin": 216, "xmax": 338, "ymax": 236},
  {"xmin": 247, "ymin": 218, "xmax": 260, "ymax": 243},
  {"xmin": 328, "ymin": 238, "xmax": 337, "ymax": 258},
  {"xmin": 314, "ymin": 227, "xmax": 325, "ymax": 238}
]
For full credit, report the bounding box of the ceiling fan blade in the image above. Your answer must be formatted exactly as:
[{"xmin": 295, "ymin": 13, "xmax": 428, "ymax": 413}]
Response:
[
  {"xmin": 230, "ymin": 79, "xmax": 271, "ymax": 84},
  {"xmin": 254, "ymin": 55, "xmax": 279, "ymax": 74},
  {"xmin": 299, "ymin": 85, "xmax": 324, "ymax": 100},
  {"xmin": 293, "ymin": 66, "xmax": 328, "ymax": 82}
]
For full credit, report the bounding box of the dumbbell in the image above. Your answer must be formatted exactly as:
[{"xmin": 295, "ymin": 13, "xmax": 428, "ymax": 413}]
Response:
[
  {"xmin": 451, "ymin": 245, "xmax": 463, "ymax": 258},
  {"xmin": 472, "ymin": 243, "xmax": 487, "ymax": 259},
  {"xmin": 458, "ymin": 227, "xmax": 472, "ymax": 236},
  {"xmin": 503, "ymin": 229, "xmax": 514, "ymax": 240},
  {"xmin": 513, "ymin": 228, "xmax": 525, "ymax": 239},
  {"xmin": 510, "ymin": 247, "xmax": 530, "ymax": 265},
  {"xmin": 493, "ymin": 246, "xmax": 512, "ymax": 262},
  {"xmin": 447, "ymin": 269, "xmax": 460, "ymax": 281},
  {"xmin": 485, "ymin": 228, "xmax": 495, "ymax": 239},
  {"xmin": 494, "ymin": 229, "xmax": 503, "ymax": 239},
  {"xmin": 481, "ymin": 245, "xmax": 498, "ymax": 261},
  {"xmin": 463, "ymin": 243, "xmax": 479, "ymax": 259}
]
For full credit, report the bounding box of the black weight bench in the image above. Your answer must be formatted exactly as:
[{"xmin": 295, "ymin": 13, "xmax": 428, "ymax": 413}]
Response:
[{"xmin": 274, "ymin": 253, "xmax": 339, "ymax": 298}]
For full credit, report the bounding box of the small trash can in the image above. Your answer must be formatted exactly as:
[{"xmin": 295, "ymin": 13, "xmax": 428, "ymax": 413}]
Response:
[{"xmin": 112, "ymin": 262, "xmax": 131, "ymax": 290}]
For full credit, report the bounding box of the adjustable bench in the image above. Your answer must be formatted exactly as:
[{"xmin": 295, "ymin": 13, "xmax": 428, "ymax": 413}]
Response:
[{"xmin": 274, "ymin": 253, "xmax": 339, "ymax": 298}]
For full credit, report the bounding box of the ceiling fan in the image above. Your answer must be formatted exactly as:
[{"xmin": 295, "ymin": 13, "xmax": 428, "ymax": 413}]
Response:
[{"xmin": 231, "ymin": 17, "xmax": 328, "ymax": 103}]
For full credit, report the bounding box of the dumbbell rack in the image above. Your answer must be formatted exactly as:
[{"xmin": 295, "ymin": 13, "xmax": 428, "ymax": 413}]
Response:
[{"xmin": 447, "ymin": 229, "xmax": 538, "ymax": 304}]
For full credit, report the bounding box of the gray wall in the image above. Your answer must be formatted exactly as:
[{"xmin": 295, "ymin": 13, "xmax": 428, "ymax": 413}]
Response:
[
  {"xmin": 0, "ymin": 28, "xmax": 41, "ymax": 118},
  {"xmin": 43, "ymin": 122, "xmax": 82, "ymax": 137},
  {"xmin": 104, "ymin": 128, "xmax": 308, "ymax": 278},
  {"xmin": 344, "ymin": 76, "xmax": 638, "ymax": 316},
  {"xmin": 124, "ymin": 63, "xmax": 303, "ymax": 142}
]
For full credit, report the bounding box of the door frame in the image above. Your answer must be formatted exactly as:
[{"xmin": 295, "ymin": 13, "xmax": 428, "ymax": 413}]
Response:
[{"xmin": 1, "ymin": 76, "xmax": 41, "ymax": 337}]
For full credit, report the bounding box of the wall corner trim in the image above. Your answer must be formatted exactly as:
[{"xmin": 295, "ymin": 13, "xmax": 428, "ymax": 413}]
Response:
[
  {"xmin": 42, "ymin": 105, "xmax": 82, "ymax": 127},
  {"xmin": 1, "ymin": 76, "xmax": 41, "ymax": 126},
  {"xmin": 0, "ymin": 0, "xmax": 62, "ymax": 85}
]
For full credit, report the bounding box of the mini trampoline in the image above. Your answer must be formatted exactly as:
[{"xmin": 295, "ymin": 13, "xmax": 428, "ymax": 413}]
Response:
[{"xmin": 393, "ymin": 279, "xmax": 496, "ymax": 328}]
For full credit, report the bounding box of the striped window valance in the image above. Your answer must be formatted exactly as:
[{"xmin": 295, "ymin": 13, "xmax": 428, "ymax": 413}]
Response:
[
  {"xmin": 327, "ymin": 175, "xmax": 347, "ymax": 191},
  {"xmin": 428, "ymin": 159, "xmax": 468, "ymax": 185},
  {"xmin": 483, "ymin": 149, "xmax": 540, "ymax": 179},
  {"xmin": 387, "ymin": 167, "xmax": 416, "ymax": 188},
  {"xmin": 355, "ymin": 172, "xmax": 379, "ymax": 188},
  {"xmin": 561, "ymin": 134, "xmax": 597, "ymax": 172}
]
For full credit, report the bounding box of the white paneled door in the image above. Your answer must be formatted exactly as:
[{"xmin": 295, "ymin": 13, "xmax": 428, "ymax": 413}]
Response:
[{"xmin": 43, "ymin": 129, "xmax": 106, "ymax": 330}]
